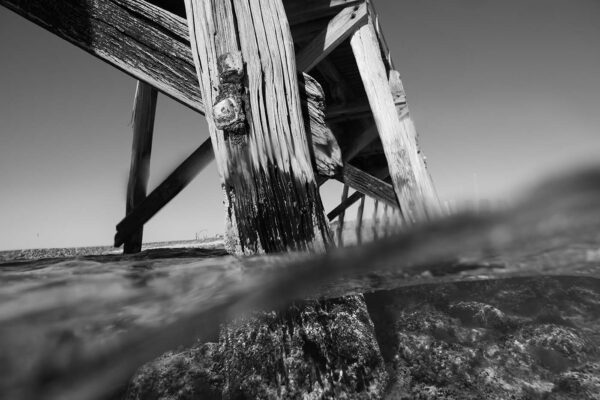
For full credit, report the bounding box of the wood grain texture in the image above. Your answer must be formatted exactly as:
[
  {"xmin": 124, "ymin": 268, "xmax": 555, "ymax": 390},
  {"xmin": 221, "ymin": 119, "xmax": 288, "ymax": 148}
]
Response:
[
  {"xmin": 184, "ymin": 0, "xmax": 332, "ymax": 254},
  {"xmin": 338, "ymin": 164, "xmax": 397, "ymax": 207},
  {"xmin": 388, "ymin": 69, "xmax": 440, "ymax": 215},
  {"xmin": 328, "ymin": 166, "xmax": 390, "ymax": 220},
  {"xmin": 296, "ymin": 2, "xmax": 368, "ymax": 72},
  {"xmin": 351, "ymin": 22, "xmax": 438, "ymax": 223},
  {"xmin": 115, "ymin": 139, "xmax": 214, "ymax": 247},
  {"xmin": 0, "ymin": 0, "xmax": 206, "ymax": 112},
  {"xmin": 0, "ymin": 0, "xmax": 351, "ymax": 125},
  {"xmin": 299, "ymin": 73, "xmax": 343, "ymax": 177},
  {"xmin": 124, "ymin": 81, "xmax": 157, "ymax": 254}
]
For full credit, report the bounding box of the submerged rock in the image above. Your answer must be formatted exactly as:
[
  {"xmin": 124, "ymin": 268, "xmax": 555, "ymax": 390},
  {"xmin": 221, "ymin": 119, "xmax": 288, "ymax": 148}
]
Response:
[
  {"xmin": 127, "ymin": 295, "xmax": 387, "ymax": 399},
  {"xmin": 365, "ymin": 276, "xmax": 600, "ymax": 400},
  {"xmin": 127, "ymin": 277, "xmax": 600, "ymax": 400}
]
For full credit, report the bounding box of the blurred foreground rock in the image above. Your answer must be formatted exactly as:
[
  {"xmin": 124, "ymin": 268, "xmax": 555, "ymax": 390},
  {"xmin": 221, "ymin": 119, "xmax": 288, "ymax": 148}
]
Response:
[
  {"xmin": 126, "ymin": 295, "xmax": 388, "ymax": 399},
  {"xmin": 127, "ymin": 276, "xmax": 600, "ymax": 399},
  {"xmin": 366, "ymin": 276, "xmax": 600, "ymax": 399}
]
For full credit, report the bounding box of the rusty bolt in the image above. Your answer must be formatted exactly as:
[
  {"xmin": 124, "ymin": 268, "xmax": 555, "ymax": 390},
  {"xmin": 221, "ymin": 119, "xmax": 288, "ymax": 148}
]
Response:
[
  {"xmin": 218, "ymin": 51, "xmax": 244, "ymax": 83},
  {"xmin": 213, "ymin": 97, "xmax": 244, "ymax": 130}
]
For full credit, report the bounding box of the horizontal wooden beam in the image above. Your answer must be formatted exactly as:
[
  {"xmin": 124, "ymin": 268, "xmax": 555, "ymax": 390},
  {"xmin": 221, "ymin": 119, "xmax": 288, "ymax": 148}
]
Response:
[
  {"xmin": 336, "ymin": 164, "xmax": 397, "ymax": 208},
  {"xmin": 114, "ymin": 138, "xmax": 214, "ymax": 247},
  {"xmin": 284, "ymin": 0, "xmax": 364, "ymax": 26},
  {"xmin": 296, "ymin": 2, "xmax": 368, "ymax": 73},
  {"xmin": 0, "ymin": 0, "xmax": 205, "ymax": 113},
  {"xmin": 328, "ymin": 166, "xmax": 390, "ymax": 220},
  {"xmin": 0, "ymin": 0, "xmax": 372, "ymax": 119}
]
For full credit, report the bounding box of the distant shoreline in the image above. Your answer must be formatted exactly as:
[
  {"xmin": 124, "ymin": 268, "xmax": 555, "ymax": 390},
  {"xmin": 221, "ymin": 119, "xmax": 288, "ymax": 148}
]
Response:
[{"xmin": 0, "ymin": 236, "xmax": 225, "ymax": 263}]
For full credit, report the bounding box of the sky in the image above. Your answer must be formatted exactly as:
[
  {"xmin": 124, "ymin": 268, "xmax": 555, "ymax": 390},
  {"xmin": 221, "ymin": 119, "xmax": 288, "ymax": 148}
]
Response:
[{"xmin": 0, "ymin": 0, "xmax": 599, "ymax": 250}]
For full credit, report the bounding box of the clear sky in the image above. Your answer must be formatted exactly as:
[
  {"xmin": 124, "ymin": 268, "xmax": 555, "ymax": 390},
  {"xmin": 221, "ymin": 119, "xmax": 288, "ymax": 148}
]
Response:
[{"xmin": 0, "ymin": 0, "xmax": 599, "ymax": 250}]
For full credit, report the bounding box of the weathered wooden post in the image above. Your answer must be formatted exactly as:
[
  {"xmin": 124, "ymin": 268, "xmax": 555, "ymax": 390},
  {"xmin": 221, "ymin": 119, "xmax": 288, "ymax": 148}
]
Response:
[
  {"xmin": 373, "ymin": 199, "xmax": 380, "ymax": 240},
  {"xmin": 184, "ymin": 0, "xmax": 331, "ymax": 254},
  {"xmin": 350, "ymin": 20, "xmax": 441, "ymax": 224},
  {"xmin": 149, "ymin": 1, "xmax": 387, "ymax": 397},
  {"xmin": 356, "ymin": 194, "xmax": 365, "ymax": 245},
  {"xmin": 124, "ymin": 81, "xmax": 157, "ymax": 253},
  {"xmin": 337, "ymin": 184, "xmax": 350, "ymax": 246}
]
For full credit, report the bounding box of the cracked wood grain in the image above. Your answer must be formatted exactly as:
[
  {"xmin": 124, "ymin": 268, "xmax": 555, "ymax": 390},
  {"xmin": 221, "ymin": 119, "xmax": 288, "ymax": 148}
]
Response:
[{"xmin": 184, "ymin": 0, "xmax": 332, "ymax": 254}]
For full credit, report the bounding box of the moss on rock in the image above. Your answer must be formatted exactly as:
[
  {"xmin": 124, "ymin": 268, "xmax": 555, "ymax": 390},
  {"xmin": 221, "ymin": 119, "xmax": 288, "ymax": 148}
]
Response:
[
  {"xmin": 127, "ymin": 295, "xmax": 387, "ymax": 399},
  {"xmin": 365, "ymin": 276, "xmax": 600, "ymax": 400}
]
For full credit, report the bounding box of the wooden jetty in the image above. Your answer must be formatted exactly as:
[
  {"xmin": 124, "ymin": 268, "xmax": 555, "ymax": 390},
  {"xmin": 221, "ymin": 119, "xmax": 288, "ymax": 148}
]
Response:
[
  {"xmin": 1, "ymin": 0, "xmax": 440, "ymax": 254},
  {"xmin": 0, "ymin": 1, "xmax": 452, "ymax": 399}
]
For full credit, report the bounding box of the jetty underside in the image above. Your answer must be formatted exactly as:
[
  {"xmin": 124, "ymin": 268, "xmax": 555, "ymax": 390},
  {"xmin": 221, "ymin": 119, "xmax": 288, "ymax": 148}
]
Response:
[{"xmin": 0, "ymin": 0, "xmax": 440, "ymax": 253}]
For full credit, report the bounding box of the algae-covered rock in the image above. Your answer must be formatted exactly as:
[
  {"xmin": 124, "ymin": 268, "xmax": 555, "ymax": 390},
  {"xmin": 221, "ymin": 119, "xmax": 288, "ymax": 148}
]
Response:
[
  {"xmin": 127, "ymin": 295, "xmax": 387, "ymax": 399},
  {"xmin": 550, "ymin": 362, "xmax": 600, "ymax": 399},
  {"xmin": 365, "ymin": 276, "xmax": 600, "ymax": 400},
  {"xmin": 126, "ymin": 343, "xmax": 223, "ymax": 400}
]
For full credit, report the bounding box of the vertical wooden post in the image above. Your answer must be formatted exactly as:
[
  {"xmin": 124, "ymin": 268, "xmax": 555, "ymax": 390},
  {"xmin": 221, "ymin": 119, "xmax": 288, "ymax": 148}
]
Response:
[
  {"xmin": 181, "ymin": 6, "xmax": 386, "ymax": 399},
  {"xmin": 372, "ymin": 199, "xmax": 379, "ymax": 240},
  {"xmin": 184, "ymin": 0, "xmax": 331, "ymax": 254},
  {"xmin": 350, "ymin": 21, "xmax": 440, "ymax": 224},
  {"xmin": 388, "ymin": 69, "xmax": 438, "ymax": 215},
  {"xmin": 124, "ymin": 81, "xmax": 158, "ymax": 254},
  {"xmin": 355, "ymin": 194, "xmax": 365, "ymax": 245},
  {"xmin": 383, "ymin": 203, "xmax": 390, "ymax": 237},
  {"xmin": 337, "ymin": 184, "xmax": 349, "ymax": 246}
]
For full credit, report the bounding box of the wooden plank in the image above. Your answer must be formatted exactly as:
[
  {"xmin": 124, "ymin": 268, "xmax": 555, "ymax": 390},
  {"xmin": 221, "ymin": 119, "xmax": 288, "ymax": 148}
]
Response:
[
  {"xmin": 114, "ymin": 139, "xmax": 214, "ymax": 247},
  {"xmin": 284, "ymin": 0, "xmax": 364, "ymax": 25},
  {"xmin": 299, "ymin": 74, "xmax": 343, "ymax": 177},
  {"xmin": 355, "ymin": 195, "xmax": 365, "ymax": 244},
  {"xmin": 0, "ymin": 0, "xmax": 206, "ymax": 113},
  {"xmin": 296, "ymin": 2, "xmax": 368, "ymax": 72},
  {"xmin": 123, "ymin": 81, "xmax": 158, "ymax": 254},
  {"xmin": 1, "ymin": 0, "xmax": 342, "ymax": 178},
  {"xmin": 388, "ymin": 69, "xmax": 440, "ymax": 214},
  {"xmin": 0, "ymin": 0, "xmax": 356, "ymax": 119},
  {"xmin": 337, "ymin": 164, "xmax": 397, "ymax": 208},
  {"xmin": 337, "ymin": 184, "xmax": 350, "ymax": 245},
  {"xmin": 184, "ymin": 0, "xmax": 331, "ymax": 254},
  {"xmin": 328, "ymin": 167, "xmax": 390, "ymax": 220},
  {"xmin": 366, "ymin": 0, "xmax": 394, "ymax": 69},
  {"xmin": 350, "ymin": 22, "xmax": 439, "ymax": 223}
]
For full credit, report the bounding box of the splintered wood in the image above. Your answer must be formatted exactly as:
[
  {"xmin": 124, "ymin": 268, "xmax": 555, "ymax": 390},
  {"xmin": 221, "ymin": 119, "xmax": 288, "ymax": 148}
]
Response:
[
  {"xmin": 351, "ymin": 22, "xmax": 441, "ymax": 223},
  {"xmin": 184, "ymin": 0, "xmax": 332, "ymax": 254}
]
